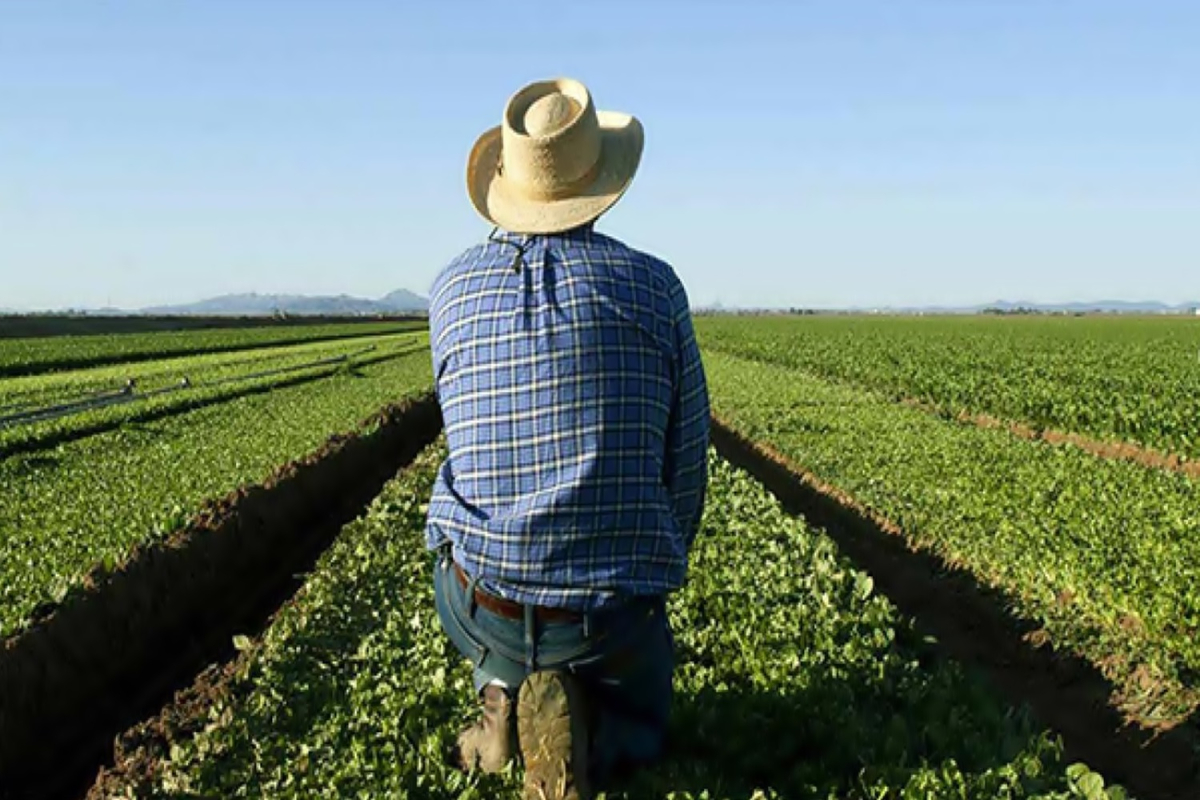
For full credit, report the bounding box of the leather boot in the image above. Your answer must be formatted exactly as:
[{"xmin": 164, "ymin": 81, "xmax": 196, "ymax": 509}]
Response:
[
  {"xmin": 517, "ymin": 670, "xmax": 591, "ymax": 800},
  {"xmin": 457, "ymin": 683, "xmax": 516, "ymax": 773}
]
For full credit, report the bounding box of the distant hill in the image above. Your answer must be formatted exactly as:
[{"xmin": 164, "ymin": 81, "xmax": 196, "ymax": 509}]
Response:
[
  {"xmin": 975, "ymin": 300, "xmax": 1200, "ymax": 314},
  {"xmin": 377, "ymin": 289, "xmax": 429, "ymax": 312},
  {"xmin": 139, "ymin": 290, "xmax": 429, "ymax": 316},
  {"xmin": 7, "ymin": 294, "xmax": 1197, "ymax": 318},
  {"xmin": 784, "ymin": 300, "xmax": 1200, "ymax": 315}
]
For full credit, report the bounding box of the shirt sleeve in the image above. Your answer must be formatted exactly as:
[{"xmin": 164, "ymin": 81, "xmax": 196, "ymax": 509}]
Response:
[{"xmin": 664, "ymin": 280, "xmax": 710, "ymax": 547}]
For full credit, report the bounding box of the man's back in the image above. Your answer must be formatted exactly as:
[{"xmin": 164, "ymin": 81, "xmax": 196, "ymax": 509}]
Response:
[
  {"xmin": 426, "ymin": 224, "xmax": 709, "ymax": 612},
  {"xmin": 430, "ymin": 79, "xmax": 706, "ymax": 794}
]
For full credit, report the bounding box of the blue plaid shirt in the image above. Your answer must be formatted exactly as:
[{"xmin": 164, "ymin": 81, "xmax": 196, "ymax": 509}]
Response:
[{"xmin": 425, "ymin": 224, "xmax": 709, "ymax": 611}]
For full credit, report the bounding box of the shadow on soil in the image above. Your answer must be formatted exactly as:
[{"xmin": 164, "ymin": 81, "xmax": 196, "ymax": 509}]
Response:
[{"xmin": 708, "ymin": 418, "xmax": 1200, "ymax": 800}]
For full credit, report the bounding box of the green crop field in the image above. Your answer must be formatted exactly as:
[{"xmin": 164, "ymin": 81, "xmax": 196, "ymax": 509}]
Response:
[
  {"xmin": 0, "ymin": 326, "xmax": 434, "ymax": 637},
  {"xmin": 698, "ymin": 315, "xmax": 1200, "ymax": 460},
  {"xmin": 0, "ymin": 330, "xmax": 429, "ymax": 456},
  {"xmin": 111, "ymin": 447, "xmax": 1121, "ymax": 799},
  {"xmin": 0, "ymin": 319, "xmax": 424, "ymax": 378},
  {"xmin": 3, "ymin": 315, "xmax": 1196, "ymax": 798},
  {"xmin": 704, "ymin": 348, "xmax": 1200, "ymax": 728}
]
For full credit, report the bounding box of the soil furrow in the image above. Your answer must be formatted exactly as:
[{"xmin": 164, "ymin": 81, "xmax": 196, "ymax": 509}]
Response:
[
  {"xmin": 709, "ymin": 415, "xmax": 1200, "ymax": 800},
  {"xmin": 0, "ymin": 393, "xmax": 443, "ymax": 800}
]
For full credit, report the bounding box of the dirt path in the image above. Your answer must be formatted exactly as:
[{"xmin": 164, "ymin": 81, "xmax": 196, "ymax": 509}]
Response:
[
  {"xmin": 0, "ymin": 393, "xmax": 442, "ymax": 800},
  {"xmin": 709, "ymin": 415, "xmax": 1200, "ymax": 800}
]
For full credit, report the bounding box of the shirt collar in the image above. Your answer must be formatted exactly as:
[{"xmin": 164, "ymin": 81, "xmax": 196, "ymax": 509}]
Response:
[{"xmin": 494, "ymin": 221, "xmax": 597, "ymax": 245}]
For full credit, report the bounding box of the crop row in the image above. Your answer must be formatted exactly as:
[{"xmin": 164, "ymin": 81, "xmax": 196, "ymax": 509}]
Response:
[
  {"xmin": 704, "ymin": 350, "xmax": 1200, "ymax": 729},
  {"xmin": 0, "ymin": 330, "xmax": 427, "ymax": 409},
  {"xmin": 106, "ymin": 446, "xmax": 1121, "ymax": 799},
  {"xmin": 0, "ymin": 348, "xmax": 433, "ymax": 638},
  {"xmin": 697, "ymin": 315, "xmax": 1200, "ymax": 461},
  {"xmin": 0, "ymin": 332, "xmax": 428, "ymax": 456},
  {"xmin": 0, "ymin": 320, "xmax": 424, "ymax": 378}
]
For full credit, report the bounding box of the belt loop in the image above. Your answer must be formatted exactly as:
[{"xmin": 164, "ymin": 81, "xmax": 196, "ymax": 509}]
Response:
[
  {"xmin": 524, "ymin": 604, "xmax": 536, "ymax": 673},
  {"xmin": 467, "ymin": 575, "xmax": 480, "ymax": 620}
]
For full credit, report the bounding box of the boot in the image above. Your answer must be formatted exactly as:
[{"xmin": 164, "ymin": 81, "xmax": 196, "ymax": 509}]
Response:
[
  {"xmin": 457, "ymin": 683, "xmax": 516, "ymax": 773},
  {"xmin": 517, "ymin": 671, "xmax": 591, "ymax": 800}
]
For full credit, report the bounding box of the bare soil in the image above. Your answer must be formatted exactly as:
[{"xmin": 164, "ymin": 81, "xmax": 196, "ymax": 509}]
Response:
[
  {"xmin": 0, "ymin": 393, "xmax": 442, "ymax": 800},
  {"xmin": 86, "ymin": 636, "xmax": 251, "ymax": 799},
  {"xmin": 710, "ymin": 416, "xmax": 1200, "ymax": 800}
]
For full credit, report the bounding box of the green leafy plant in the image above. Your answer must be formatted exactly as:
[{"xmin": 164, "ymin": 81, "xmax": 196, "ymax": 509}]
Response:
[
  {"xmin": 0, "ymin": 348, "xmax": 433, "ymax": 637},
  {"xmin": 140, "ymin": 447, "xmax": 1121, "ymax": 799},
  {"xmin": 0, "ymin": 331, "xmax": 427, "ymax": 454},
  {"xmin": 706, "ymin": 349, "xmax": 1200, "ymax": 728},
  {"xmin": 0, "ymin": 320, "xmax": 423, "ymax": 378},
  {"xmin": 698, "ymin": 315, "xmax": 1200, "ymax": 460}
]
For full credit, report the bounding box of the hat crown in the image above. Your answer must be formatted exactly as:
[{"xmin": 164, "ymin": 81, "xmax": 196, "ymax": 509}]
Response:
[
  {"xmin": 523, "ymin": 93, "xmax": 581, "ymax": 137},
  {"xmin": 466, "ymin": 76, "xmax": 644, "ymax": 234},
  {"xmin": 501, "ymin": 79, "xmax": 601, "ymax": 201}
]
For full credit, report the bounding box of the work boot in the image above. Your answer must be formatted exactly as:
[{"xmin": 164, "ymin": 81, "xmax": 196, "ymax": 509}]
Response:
[
  {"xmin": 456, "ymin": 683, "xmax": 516, "ymax": 773},
  {"xmin": 517, "ymin": 670, "xmax": 591, "ymax": 800}
]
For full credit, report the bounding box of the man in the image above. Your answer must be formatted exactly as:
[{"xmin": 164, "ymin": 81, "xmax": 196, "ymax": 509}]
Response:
[{"xmin": 425, "ymin": 77, "xmax": 709, "ymax": 800}]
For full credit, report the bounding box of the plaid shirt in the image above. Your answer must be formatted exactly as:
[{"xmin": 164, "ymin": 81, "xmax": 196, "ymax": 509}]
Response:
[{"xmin": 425, "ymin": 224, "xmax": 709, "ymax": 611}]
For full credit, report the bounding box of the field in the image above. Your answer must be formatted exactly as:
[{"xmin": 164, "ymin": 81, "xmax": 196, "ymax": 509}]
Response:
[
  {"xmin": 698, "ymin": 315, "xmax": 1200, "ymax": 462},
  {"xmin": 0, "ymin": 319, "xmax": 424, "ymax": 377},
  {"xmin": 0, "ymin": 329, "xmax": 430, "ymax": 637},
  {"xmin": 2, "ymin": 315, "xmax": 1197, "ymax": 799},
  {"xmin": 93, "ymin": 448, "xmax": 1117, "ymax": 799},
  {"xmin": 698, "ymin": 316, "xmax": 1200, "ymax": 731}
]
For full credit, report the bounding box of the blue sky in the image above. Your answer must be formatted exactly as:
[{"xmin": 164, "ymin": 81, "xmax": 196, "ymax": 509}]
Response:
[{"xmin": 1, "ymin": 0, "xmax": 1197, "ymax": 311}]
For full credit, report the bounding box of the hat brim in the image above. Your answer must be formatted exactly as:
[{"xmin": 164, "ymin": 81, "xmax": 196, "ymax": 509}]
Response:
[{"xmin": 466, "ymin": 111, "xmax": 644, "ymax": 235}]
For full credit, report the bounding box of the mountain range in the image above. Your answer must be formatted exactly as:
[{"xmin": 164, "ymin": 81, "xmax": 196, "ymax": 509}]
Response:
[
  {"xmin": 696, "ymin": 299, "xmax": 1200, "ymax": 315},
  {"xmin": 867, "ymin": 300, "xmax": 1200, "ymax": 315},
  {"xmin": 135, "ymin": 289, "xmax": 429, "ymax": 316},
  {"xmin": 5, "ymin": 295, "xmax": 1198, "ymax": 317}
]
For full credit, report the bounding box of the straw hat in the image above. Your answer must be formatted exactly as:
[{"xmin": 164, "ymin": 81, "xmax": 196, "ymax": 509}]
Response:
[{"xmin": 466, "ymin": 78, "xmax": 644, "ymax": 234}]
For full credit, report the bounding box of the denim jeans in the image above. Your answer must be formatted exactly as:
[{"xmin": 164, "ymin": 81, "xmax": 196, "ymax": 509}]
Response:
[{"xmin": 432, "ymin": 550, "xmax": 674, "ymax": 776}]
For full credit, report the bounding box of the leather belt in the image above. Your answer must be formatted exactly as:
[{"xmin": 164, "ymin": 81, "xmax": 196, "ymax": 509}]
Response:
[{"xmin": 452, "ymin": 562, "xmax": 583, "ymax": 623}]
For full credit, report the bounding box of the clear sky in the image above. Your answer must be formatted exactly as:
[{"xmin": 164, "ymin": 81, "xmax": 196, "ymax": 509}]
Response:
[{"xmin": 2, "ymin": 0, "xmax": 1197, "ymax": 311}]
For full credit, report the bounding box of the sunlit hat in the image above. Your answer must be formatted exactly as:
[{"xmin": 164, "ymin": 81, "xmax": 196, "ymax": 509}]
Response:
[{"xmin": 466, "ymin": 78, "xmax": 644, "ymax": 234}]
